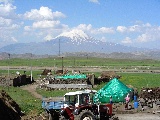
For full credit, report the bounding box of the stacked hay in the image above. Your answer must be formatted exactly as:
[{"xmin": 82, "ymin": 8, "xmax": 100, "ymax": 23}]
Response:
[{"xmin": 0, "ymin": 90, "xmax": 23, "ymax": 120}]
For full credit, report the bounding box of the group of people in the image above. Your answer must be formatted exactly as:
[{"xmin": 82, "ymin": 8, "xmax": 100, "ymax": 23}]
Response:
[{"xmin": 109, "ymin": 93, "xmax": 132, "ymax": 110}]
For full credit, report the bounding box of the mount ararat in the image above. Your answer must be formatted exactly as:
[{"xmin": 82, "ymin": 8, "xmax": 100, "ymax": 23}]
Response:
[{"xmin": 0, "ymin": 30, "xmax": 160, "ymax": 60}]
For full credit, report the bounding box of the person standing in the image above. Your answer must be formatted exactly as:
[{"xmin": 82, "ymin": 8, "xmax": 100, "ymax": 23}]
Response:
[
  {"xmin": 110, "ymin": 96, "xmax": 113, "ymax": 104},
  {"xmin": 125, "ymin": 94, "xmax": 130, "ymax": 110}
]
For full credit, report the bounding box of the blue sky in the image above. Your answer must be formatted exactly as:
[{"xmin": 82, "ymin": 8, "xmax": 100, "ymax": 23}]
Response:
[{"xmin": 0, "ymin": 0, "xmax": 160, "ymax": 49}]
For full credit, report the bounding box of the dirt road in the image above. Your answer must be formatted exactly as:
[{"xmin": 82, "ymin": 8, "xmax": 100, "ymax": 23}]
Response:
[{"xmin": 21, "ymin": 84, "xmax": 42, "ymax": 99}]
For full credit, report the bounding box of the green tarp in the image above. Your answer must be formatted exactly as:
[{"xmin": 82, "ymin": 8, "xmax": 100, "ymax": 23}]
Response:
[
  {"xmin": 55, "ymin": 74, "xmax": 87, "ymax": 79},
  {"xmin": 94, "ymin": 78, "xmax": 133, "ymax": 103}
]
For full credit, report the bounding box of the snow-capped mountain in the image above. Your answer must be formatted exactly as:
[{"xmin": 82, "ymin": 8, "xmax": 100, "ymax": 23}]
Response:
[
  {"xmin": 0, "ymin": 29, "xmax": 153, "ymax": 56},
  {"xmin": 55, "ymin": 29, "xmax": 93, "ymax": 42},
  {"xmin": 53, "ymin": 29, "xmax": 99, "ymax": 46}
]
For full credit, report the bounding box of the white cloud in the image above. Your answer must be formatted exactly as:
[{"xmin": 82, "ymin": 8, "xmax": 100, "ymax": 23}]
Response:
[
  {"xmin": 77, "ymin": 24, "xmax": 92, "ymax": 31},
  {"xmin": 0, "ymin": 17, "xmax": 20, "ymax": 30},
  {"xmin": 142, "ymin": 23, "xmax": 151, "ymax": 27},
  {"xmin": 10, "ymin": 24, "xmax": 19, "ymax": 29},
  {"xmin": 135, "ymin": 25, "xmax": 160, "ymax": 43},
  {"xmin": 24, "ymin": 6, "xmax": 65, "ymax": 21},
  {"xmin": 121, "ymin": 37, "xmax": 132, "ymax": 44},
  {"xmin": 98, "ymin": 27, "xmax": 114, "ymax": 33},
  {"xmin": 53, "ymin": 11, "xmax": 66, "ymax": 19},
  {"xmin": 136, "ymin": 34, "xmax": 150, "ymax": 42},
  {"xmin": 23, "ymin": 6, "xmax": 68, "ymax": 40},
  {"xmin": 0, "ymin": 2, "xmax": 17, "ymax": 18},
  {"xmin": 0, "ymin": 17, "xmax": 11, "ymax": 26},
  {"xmin": 74, "ymin": 24, "xmax": 115, "ymax": 36},
  {"xmin": 117, "ymin": 23, "xmax": 152, "ymax": 34},
  {"xmin": 32, "ymin": 20, "xmax": 60, "ymax": 29},
  {"xmin": 0, "ymin": 0, "xmax": 13, "ymax": 3},
  {"xmin": 136, "ymin": 32, "xmax": 160, "ymax": 43},
  {"xmin": 117, "ymin": 26, "xmax": 127, "ymax": 33},
  {"xmin": 129, "ymin": 25, "xmax": 140, "ymax": 32},
  {"xmin": 24, "ymin": 26, "xmax": 31, "ymax": 31},
  {"xmin": 89, "ymin": 0, "xmax": 99, "ymax": 4},
  {"xmin": 0, "ymin": 1, "xmax": 22, "ymax": 45}
]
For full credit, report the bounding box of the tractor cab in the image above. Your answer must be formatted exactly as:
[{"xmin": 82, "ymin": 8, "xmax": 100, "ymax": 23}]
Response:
[
  {"xmin": 63, "ymin": 91, "xmax": 79, "ymax": 107},
  {"xmin": 63, "ymin": 90, "xmax": 97, "ymax": 107}
]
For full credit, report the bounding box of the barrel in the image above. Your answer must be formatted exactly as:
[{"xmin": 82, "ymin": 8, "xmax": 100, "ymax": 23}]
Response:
[
  {"xmin": 134, "ymin": 95, "xmax": 137, "ymax": 101},
  {"xmin": 134, "ymin": 101, "xmax": 138, "ymax": 109}
]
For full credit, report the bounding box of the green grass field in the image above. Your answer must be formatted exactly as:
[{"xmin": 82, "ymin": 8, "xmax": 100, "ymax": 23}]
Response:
[{"xmin": 118, "ymin": 73, "xmax": 160, "ymax": 90}]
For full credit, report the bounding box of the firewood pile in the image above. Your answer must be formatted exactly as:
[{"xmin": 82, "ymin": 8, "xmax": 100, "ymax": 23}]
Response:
[
  {"xmin": 0, "ymin": 76, "xmax": 13, "ymax": 86},
  {"xmin": 139, "ymin": 87, "xmax": 160, "ymax": 100},
  {"xmin": 138, "ymin": 87, "xmax": 160, "ymax": 111},
  {"xmin": 96, "ymin": 71, "xmax": 121, "ymax": 84}
]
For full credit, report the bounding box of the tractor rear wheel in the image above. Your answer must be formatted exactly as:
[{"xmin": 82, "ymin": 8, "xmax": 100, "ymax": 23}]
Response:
[{"xmin": 74, "ymin": 110, "xmax": 95, "ymax": 120}]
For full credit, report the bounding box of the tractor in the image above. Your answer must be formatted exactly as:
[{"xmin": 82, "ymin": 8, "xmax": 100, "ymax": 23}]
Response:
[{"xmin": 59, "ymin": 89, "xmax": 118, "ymax": 120}]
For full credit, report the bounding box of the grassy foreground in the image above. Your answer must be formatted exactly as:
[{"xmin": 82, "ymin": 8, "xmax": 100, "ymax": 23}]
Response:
[{"xmin": 0, "ymin": 86, "xmax": 43, "ymax": 115}]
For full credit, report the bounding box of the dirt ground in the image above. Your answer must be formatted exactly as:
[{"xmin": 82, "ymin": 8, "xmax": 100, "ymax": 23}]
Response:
[{"xmin": 116, "ymin": 113, "xmax": 160, "ymax": 120}]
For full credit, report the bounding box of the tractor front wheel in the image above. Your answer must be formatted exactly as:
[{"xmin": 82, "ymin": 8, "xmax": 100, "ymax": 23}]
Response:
[{"xmin": 74, "ymin": 110, "xmax": 95, "ymax": 120}]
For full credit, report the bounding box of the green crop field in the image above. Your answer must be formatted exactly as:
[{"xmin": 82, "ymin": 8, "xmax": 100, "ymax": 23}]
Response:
[{"xmin": 0, "ymin": 57, "xmax": 160, "ymax": 67}]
